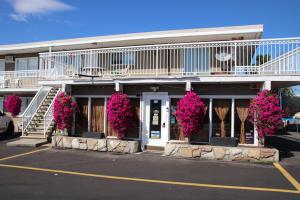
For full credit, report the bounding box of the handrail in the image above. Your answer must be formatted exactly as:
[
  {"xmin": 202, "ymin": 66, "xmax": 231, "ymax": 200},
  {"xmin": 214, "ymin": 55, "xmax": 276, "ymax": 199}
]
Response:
[
  {"xmin": 22, "ymin": 86, "xmax": 52, "ymax": 136},
  {"xmin": 43, "ymin": 88, "xmax": 61, "ymax": 137}
]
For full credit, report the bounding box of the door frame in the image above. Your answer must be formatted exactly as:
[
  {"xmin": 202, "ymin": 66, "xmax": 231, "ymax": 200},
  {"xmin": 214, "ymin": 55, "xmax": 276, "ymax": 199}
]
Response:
[{"xmin": 141, "ymin": 92, "xmax": 170, "ymax": 148}]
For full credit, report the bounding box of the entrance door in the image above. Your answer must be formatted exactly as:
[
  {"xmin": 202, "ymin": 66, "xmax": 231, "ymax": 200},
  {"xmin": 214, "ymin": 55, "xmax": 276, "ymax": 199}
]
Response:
[{"xmin": 142, "ymin": 93, "xmax": 169, "ymax": 148}]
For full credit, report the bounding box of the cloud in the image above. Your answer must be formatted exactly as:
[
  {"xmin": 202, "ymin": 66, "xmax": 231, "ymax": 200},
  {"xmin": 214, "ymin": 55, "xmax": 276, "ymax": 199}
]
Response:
[
  {"xmin": 8, "ymin": 0, "xmax": 75, "ymax": 22},
  {"xmin": 9, "ymin": 13, "xmax": 28, "ymax": 22}
]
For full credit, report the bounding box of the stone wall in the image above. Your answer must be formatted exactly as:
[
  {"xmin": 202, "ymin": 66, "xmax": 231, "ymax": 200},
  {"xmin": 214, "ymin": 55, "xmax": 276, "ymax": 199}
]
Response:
[
  {"xmin": 164, "ymin": 142, "xmax": 279, "ymax": 163},
  {"xmin": 52, "ymin": 136, "xmax": 139, "ymax": 154}
]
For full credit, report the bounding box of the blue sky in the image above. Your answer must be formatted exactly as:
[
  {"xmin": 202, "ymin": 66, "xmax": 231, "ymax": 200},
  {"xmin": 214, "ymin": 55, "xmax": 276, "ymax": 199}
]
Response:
[
  {"xmin": 1, "ymin": 0, "xmax": 300, "ymax": 93},
  {"xmin": 1, "ymin": 0, "xmax": 300, "ymax": 44}
]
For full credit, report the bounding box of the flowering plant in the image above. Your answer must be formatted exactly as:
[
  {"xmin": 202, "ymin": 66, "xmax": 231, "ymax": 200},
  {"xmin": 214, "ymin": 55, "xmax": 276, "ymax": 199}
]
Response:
[
  {"xmin": 106, "ymin": 93, "xmax": 133, "ymax": 139},
  {"xmin": 249, "ymin": 90, "xmax": 283, "ymax": 143},
  {"xmin": 53, "ymin": 92, "xmax": 77, "ymax": 133},
  {"xmin": 175, "ymin": 91, "xmax": 206, "ymax": 138},
  {"xmin": 4, "ymin": 95, "xmax": 22, "ymax": 117}
]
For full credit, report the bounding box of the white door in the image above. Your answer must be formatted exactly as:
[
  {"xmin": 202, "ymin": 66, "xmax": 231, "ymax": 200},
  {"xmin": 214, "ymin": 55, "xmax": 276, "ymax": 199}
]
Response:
[{"xmin": 142, "ymin": 92, "xmax": 169, "ymax": 148}]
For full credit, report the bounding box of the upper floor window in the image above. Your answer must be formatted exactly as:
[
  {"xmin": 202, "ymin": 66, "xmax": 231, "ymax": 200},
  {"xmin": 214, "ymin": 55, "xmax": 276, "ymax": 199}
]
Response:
[
  {"xmin": 15, "ymin": 57, "xmax": 38, "ymax": 71},
  {"xmin": 111, "ymin": 52, "xmax": 135, "ymax": 65}
]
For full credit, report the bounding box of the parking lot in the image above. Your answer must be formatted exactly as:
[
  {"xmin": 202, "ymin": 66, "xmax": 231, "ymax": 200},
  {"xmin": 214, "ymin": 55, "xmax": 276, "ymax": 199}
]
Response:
[{"xmin": 0, "ymin": 135, "xmax": 299, "ymax": 200}]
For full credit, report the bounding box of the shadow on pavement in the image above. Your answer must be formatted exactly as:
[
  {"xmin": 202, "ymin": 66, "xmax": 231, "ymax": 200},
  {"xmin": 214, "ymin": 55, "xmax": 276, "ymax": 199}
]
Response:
[{"xmin": 0, "ymin": 132, "xmax": 21, "ymax": 142}]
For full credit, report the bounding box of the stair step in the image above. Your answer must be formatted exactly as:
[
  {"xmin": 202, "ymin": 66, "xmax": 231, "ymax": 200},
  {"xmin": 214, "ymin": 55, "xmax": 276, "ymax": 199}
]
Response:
[{"xmin": 21, "ymin": 135, "xmax": 47, "ymax": 139}]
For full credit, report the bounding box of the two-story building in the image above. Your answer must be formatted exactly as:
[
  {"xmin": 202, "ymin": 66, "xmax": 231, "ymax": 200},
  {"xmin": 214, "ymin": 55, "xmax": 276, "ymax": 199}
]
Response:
[{"xmin": 1, "ymin": 24, "xmax": 299, "ymax": 149}]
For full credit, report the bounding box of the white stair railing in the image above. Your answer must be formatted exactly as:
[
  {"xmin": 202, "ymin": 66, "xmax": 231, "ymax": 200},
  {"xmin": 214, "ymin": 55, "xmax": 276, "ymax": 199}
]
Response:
[
  {"xmin": 43, "ymin": 88, "xmax": 61, "ymax": 137},
  {"xmin": 22, "ymin": 86, "xmax": 52, "ymax": 136}
]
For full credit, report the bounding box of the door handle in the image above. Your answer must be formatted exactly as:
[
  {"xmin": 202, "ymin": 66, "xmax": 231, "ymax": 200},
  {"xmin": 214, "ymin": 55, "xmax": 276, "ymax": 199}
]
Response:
[{"xmin": 162, "ymin": 122, "xmax": 165, "ymax": 128}]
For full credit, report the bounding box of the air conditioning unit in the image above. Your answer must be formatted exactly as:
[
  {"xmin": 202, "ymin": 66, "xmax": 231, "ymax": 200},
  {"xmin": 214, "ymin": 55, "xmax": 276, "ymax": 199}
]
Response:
[{"xmin": 5, "ymin": 56, "xmax": 15, "ymax": 63}]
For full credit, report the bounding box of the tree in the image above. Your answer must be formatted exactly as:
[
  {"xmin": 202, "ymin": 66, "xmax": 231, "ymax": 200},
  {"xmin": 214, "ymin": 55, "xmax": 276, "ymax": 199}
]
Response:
[
  {"xmin": 5, "ymin": 95, "xmax": 22, "ymax": 117},
  {"xmin": 249, "ymin": 90, "xmax": 283, "ymax": 145},
  {"xmin": 53, "ymin": 92, "xmax": 77, "ymax": 134},
  {"xmin": 106, "ymin": 93, "xmax": 133, "ymax": 139},
  {"xmin": 175, "ymin": 91, "xmax": 206, "ymax": 139}
]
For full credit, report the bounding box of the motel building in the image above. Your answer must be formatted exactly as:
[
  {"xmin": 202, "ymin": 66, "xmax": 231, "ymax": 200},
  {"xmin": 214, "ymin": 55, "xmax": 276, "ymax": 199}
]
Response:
[{"xmin": 1, "ymin": 24, "xmax": 300, "ymax": 151}]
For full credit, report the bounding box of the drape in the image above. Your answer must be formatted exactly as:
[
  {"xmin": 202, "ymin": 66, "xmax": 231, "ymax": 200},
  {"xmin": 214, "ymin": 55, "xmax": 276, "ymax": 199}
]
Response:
[
  {"xmin": 91, "ymin": 98, "xmax": 104, "ymax": 133},
  {"xmin": 214, "ymin": 102, "xmax": 230, "ymax": 137},
  {"xmin": 75, "ymin": 98, "xmax": 88, "ymax": 135},
  {"xmin": 236, "ymin": 103, "xmax": 249, "ymax": 144}
]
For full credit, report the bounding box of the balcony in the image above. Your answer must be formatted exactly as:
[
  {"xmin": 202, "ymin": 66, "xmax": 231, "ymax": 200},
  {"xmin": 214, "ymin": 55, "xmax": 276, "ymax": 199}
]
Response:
[
  {"xmin": 38, "ymin": 38, "xmax": 300, "ymax": 80},
  {"xmin": 0, "ymin": 70, "xmax": 41, "ymax": 89}
]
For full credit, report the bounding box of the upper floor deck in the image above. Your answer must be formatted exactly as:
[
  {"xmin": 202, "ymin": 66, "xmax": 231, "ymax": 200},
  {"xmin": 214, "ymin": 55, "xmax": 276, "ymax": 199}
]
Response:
[{"xmin": 1, "ymin": 37, "xmax": 300, "ymax": 89}]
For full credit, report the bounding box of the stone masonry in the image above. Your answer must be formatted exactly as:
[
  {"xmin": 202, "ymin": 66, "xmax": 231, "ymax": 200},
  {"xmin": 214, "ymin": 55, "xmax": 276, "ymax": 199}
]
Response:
[
  {"xmin": 52, "ymin": 136, "xmax": 139, "ymax": 154},
  {"xmin": 164, "ymin": 142, "xmax": 279, "ymax": 163}
]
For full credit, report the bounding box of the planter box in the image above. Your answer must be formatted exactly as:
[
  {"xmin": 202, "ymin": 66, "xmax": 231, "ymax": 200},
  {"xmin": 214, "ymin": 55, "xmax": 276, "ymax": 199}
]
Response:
[
  {"xmin": 82, "ymin": 132, "xmax": 105, "ymax": 139},
  {"xmin": 52, "ymin": 135, "xmax": 140, "ymax": 154},
  {"xmin": 210, "ymin": 137, "xmax": 238, "ymax": 147},
  {"xmin": 164, "ymin": 142, "xmax": 279, "ymax": 163}
]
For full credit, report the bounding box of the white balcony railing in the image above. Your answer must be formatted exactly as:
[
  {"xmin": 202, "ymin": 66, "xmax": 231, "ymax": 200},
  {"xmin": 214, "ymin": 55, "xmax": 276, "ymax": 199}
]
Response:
[
  {"xmin": 0, "ymin": 70, "xmax": 41, "ymax": 89},
  {"xmin": 39, "ymin": 37, "xmax": 300, "ymax": 79}
]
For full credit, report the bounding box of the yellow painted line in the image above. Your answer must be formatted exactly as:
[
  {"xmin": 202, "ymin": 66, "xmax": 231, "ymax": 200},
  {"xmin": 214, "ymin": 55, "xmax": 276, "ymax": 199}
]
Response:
[
  {"xmin": 274, "ymin": 162, "xmax": 300, "ymax": 191},
  {"xmin": 0, "ymin": 147, "xmax": 50, "ymax": 162},
  {"xmin": 0, "ymin": 163, "xmax": 299, "ymax": 194}
]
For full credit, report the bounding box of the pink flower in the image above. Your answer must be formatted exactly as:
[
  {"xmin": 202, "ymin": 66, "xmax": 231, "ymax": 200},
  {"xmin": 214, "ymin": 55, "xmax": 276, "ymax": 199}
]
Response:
[
  {"xmin": 175, "ymin": 91, "xmax": 206, "ymax": 137},
  {"xmin": 106, "ymin": 93, "xmax": 133, "ymax": 139},
  {"xmin": 249, "ymin": 90, "xmax": 283, "ymax": 139},
  {"xmin": 4, "ymin": 95, "xmax": 22, "ymax": 117},
  {"xmin": 53, "ymin": 92, "xmax": 77, "ymax": 132}
]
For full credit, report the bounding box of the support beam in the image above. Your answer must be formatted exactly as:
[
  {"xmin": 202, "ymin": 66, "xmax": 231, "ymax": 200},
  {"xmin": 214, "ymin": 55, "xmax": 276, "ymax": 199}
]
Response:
[
  {"xmin": 261, "ymin": 80, "xmax": 271, "ymax": 90},
  {"xmin": 185, "ymin": 81, "xmax": 192, "ymax": 91},
  {"xmin": 115, "ymin": 82, "xmax": 123, "ymax": 92}
]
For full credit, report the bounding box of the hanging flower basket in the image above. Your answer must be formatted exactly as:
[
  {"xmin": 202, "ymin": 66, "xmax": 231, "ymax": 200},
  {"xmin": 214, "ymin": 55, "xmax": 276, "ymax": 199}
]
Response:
[
  {"xmin": 4, "ymin": 95, "xmax": 22, "ymax": 117},
  {"xmin": 249, "ymin": 90, "xmax": 283, "ymax": 146},
  {"xmin": 53, "ymin": 92, "xmax": 77, "ymax": 135},
  {"xmin": 106, "ymin": 93, "xmax": 133, "ymax": 139},
  {"xmin": 175, "ymin": 91, "xmax": 206, "ymax": 142}
]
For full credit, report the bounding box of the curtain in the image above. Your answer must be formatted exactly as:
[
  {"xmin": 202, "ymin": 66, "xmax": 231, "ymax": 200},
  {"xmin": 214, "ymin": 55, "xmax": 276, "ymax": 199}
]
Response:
[
  {"xmin": 75, "ymin": 98, "xmax": 88, "ymax": 135},
  {"xmin": 91, "ymin": 98, "xmax": 104, "ymax": 133},
  {"xmin": 236, "ymin": 103, "xmax": 249, "ymax": 144},
  {"xmin": 214, "ymin": 102, "xmax": 230, "ymax": 137}
]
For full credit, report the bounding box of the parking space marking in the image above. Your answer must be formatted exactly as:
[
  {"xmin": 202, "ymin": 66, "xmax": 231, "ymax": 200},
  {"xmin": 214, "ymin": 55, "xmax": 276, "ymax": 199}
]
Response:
[
  {"xmin": 0, "ymin": 163, "xmax": 299, "ymax": 195},
  {"xmin": 274, "ymin": 162, "xmax": 300, "ymax": 191},
  {"xmin": 0, "ymin": 147, "xmax": 50, "ymax": 162}
]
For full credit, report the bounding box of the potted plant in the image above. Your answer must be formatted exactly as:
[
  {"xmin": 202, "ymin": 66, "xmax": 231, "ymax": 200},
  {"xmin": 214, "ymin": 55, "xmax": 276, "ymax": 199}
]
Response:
[
  {"xmin": 106, "ymin": 92, "xmax": 133, "ymax": 139},
  {"xmin": 249, "ymin": 90, "xmax": 283, "ymax": 146},
  {"xmin": 175, "ymin": 91, "xmax": 206, "ymax": 143},
  {"xmin": 53, "ymin": 92, "xmax": 77, "ymax": 136}
]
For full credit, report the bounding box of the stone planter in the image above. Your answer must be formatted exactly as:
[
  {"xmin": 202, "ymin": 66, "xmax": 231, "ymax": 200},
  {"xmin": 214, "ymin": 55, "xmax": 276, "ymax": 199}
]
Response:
[
  {"xmin": 164, "ymin": 142, "xmax": 279, "ymax": 163},
  {"xmin": 52, "ymin": 135, "xmax": 139, "ymax": 154}
]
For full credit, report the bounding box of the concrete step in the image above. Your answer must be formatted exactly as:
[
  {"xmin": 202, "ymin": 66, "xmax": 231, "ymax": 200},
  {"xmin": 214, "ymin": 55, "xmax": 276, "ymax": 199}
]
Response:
[{"xmin": 7, "ymin": 138, "xmax": 48, "ymax": 147}]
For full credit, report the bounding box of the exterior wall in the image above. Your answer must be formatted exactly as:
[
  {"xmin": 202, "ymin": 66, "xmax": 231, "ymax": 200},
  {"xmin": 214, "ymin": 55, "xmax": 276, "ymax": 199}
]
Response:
[{"xmin": 0, "ymin": 53, "xmax": 39, "ymax": 71}]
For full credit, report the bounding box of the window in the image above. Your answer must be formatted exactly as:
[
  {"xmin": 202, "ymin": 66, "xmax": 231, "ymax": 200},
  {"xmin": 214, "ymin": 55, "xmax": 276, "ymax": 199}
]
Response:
[
  {"xmin": 111, "ymin": 52, "xmax": 135, "ymax": 65},
  {"xmin": 15, "ymin": 57, "xmax": 38, "ymax": 71}
]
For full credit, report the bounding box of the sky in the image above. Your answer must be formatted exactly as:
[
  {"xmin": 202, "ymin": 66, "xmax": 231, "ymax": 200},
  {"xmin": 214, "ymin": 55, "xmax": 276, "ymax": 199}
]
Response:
[{"xmin": 0, "ymin": 0, "xmax": 300, "ymax": 93}]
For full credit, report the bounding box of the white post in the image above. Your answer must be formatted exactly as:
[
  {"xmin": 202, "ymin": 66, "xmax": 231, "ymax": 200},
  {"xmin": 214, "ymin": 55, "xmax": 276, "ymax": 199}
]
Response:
[
  {"xmin": 88, "ymin": 97, "xmax": 91, "ymax": 132},
  {"xmin": 104, "ymin": 97, "xmax": 107, "ymax": 137},
  {"xmin": 209, "ymin": 98, "xmax": 213, "ymax": 143},
  {"xmin": 185, "ymin": 81, "xmax": 192, "ymax": 91},
  {"xmin": 115, "ymin": 81, "xmax": 123, "ymax": 92},
  {"xmin": 231, "ymin": 98, "xmax": 235, "ymax": 138},
  {"xmin": 261, "ymin": 80, "xmax": 271, "ymax": 91}
]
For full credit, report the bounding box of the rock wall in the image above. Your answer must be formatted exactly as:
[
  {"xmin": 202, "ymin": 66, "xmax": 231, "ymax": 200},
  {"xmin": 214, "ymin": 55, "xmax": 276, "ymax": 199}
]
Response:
[
  {"xmin": 164, "ymin": 142, "xmax": 279, "ymax": 163},
  {"xmin": 52, "ymin": 136, "xmax": 139, "ymax": 154}
]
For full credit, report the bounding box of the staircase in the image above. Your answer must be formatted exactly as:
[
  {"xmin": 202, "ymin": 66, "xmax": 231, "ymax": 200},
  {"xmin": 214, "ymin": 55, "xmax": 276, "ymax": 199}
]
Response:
[{"xmin": 22, "ymin": 87, "xmax": 60, "ymax": 139}]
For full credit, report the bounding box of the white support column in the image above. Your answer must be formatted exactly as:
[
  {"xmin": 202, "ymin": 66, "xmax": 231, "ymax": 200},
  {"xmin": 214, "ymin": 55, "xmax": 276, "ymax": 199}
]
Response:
[
  {"xmin": 261, "ymin": 80, "xmax": 271, "ymax": 91},
  {"xmin": 104, "ymin": 97, "xmax": 107, "ymax": 136},
  {"xmin": 231, "ymin": 98, "xmax": 235, "ymax": 138},
  {"xmin": 88, "ymin": 97, "xmax": 91, "ymax": 132},
  {"xmin": 209, "ymin": 98, "xmax": 213, "ymax": 143},
  {"xmin": 185, "ymin": 81, "xmax": 192, "ymax": 91},
  {"xmin": 115, "ymin": 82, "xmax": 123, "ymax": 92}
]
